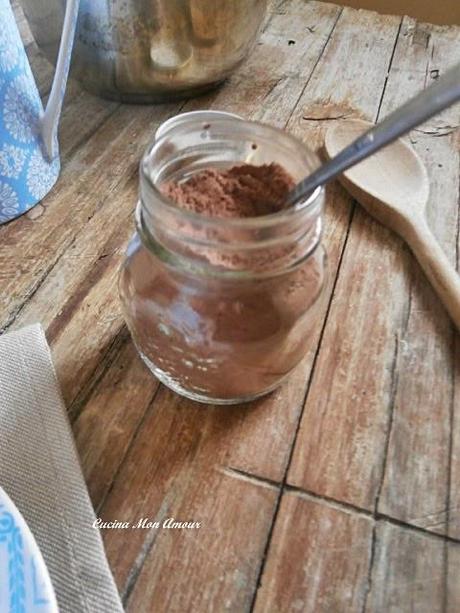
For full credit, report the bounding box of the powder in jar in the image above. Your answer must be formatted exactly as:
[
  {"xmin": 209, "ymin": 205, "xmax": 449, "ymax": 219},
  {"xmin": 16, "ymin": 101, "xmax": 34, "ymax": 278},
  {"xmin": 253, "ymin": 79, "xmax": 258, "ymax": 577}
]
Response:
[
  {"xmin": 120, "ymin": 161, "xmax": 325, "ymax": 402},
  {"xmin": 160, "ymin": 162, "xmax": 296, "ymax": 218}
]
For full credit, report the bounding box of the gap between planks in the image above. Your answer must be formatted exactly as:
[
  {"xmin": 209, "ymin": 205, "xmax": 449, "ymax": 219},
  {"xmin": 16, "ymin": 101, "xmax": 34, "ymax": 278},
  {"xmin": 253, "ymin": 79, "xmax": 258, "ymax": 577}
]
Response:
[
  {"xmin": 6, "ymin": 0, "xmax": 344, "ymax": 451},
  {"xmin": 250, "ymin": 14, "xmax": 460, "ymax": 609},
  {"xmin": 249, "ymin": 10, "xmax": 405, "ymax": 611},
  {"xmin": 10, "ymin": 3, "xmax": 458, "ymax": 608},
  {"xmin": 93, "ymin": 5, "xmax": 411, "ymax": 604},
  {"xmin": 4, "ymin": 0, "xmax": 337, "ymax": 403},
  {"xmin": 221, "ymin": 466, "xmax": 460, "ymax": 546}
]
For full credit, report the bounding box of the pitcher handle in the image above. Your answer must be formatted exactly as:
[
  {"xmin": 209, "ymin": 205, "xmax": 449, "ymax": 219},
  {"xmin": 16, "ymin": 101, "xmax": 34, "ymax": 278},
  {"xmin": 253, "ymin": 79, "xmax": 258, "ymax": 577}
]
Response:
[{"xmin": 40, "ymin": 0, "xmax": 80, "ymax": 160}]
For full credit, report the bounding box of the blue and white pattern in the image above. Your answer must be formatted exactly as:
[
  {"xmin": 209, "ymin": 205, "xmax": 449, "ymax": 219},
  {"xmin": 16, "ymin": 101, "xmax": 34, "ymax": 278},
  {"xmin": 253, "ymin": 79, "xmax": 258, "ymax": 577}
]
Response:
[
  {"xmin": 0, "ymin": 18, "xmax": 19, "ymax": 73},
  {"xmin": 26, "ymin": 151, "xmax": 60, "ymax": 201},
  {"xmin": 0, "ymin": 144, "xmax": 26, "ymax": 179},
  {"xmin": 3, "ymin": 75, "xmax": 41, "ymax": 143},
  {"xmin": 0, "ymin": 487, "xmax": 58, "ymax": 613},
  {"xmin": 0, "ymin": 180, "xmax": 20, "ymax": 222},
  {"xmin": 0, "ymin": 180, "xmax": 19, "ymax": 207},
  {"xmin": 0, "ymin": 507, "xmax": 25, "ymax": 612},
  {"xmin": 0, "ymin": 0, "xmax": 79, "ymax": 224}
]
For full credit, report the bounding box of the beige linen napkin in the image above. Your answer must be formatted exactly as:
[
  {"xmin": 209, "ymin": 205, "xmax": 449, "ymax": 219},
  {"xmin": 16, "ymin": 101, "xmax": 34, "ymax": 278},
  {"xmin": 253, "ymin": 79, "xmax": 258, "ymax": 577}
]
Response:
[{"xmin": 0, "ymin": 324, "xmax": 123, "ymax": 613}]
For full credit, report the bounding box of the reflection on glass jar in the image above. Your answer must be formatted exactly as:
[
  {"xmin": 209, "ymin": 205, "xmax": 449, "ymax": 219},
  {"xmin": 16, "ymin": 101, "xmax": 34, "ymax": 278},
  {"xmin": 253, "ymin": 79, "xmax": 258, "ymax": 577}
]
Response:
[{"xmin": 119, "ymin": 115, "xmax": 328, "ymax": 404}]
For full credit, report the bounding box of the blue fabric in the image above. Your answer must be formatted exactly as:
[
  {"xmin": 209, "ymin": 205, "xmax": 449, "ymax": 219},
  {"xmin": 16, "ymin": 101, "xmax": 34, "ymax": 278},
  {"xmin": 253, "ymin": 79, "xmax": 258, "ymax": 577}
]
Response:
[{"xmin": 0, "ymin": 0, "xmax": 60, "ymax": 225}]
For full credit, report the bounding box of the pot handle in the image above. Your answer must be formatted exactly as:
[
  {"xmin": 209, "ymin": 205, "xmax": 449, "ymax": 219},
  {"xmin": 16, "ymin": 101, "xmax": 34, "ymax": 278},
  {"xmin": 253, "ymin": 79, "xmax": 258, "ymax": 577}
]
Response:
[{"xmin": 40, "ymin": 0, "xmax": 80, "ymax": 160}]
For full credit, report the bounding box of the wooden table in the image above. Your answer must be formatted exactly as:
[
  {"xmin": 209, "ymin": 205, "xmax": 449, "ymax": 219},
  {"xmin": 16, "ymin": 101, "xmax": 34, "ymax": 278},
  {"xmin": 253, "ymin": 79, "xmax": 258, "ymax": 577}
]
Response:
[{"xmin": 3, "ymin": 1, "xmax": 460, "ymax": 611}]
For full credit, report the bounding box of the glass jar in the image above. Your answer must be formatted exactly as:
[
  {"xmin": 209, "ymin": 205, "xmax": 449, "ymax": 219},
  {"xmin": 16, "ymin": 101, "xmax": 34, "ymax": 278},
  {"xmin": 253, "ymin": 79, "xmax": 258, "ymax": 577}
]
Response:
[{"xmin": 119, "ymin": 113, "xmax": 327, "ymax": 405}]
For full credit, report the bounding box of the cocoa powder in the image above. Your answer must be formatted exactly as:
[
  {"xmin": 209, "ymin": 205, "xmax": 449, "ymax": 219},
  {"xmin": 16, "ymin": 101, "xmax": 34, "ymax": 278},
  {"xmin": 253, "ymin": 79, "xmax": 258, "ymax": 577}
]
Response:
[{"xmin": 161, "ymin": 163, "xmax": 295, "ymax": 218}]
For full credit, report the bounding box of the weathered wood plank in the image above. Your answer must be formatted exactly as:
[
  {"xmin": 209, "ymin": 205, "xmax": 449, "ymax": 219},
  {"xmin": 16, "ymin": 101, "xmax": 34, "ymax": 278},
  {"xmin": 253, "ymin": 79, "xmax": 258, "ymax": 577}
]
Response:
[
  {"xmin": 0, "ymin": 100, "xmax": 181, "ymax": 325},
  {"xmin": 364, "ymin": 522, "xmax": 458, "ymax": 613},
  {"xmin": 96, "ymin": 354, "xmax": 324, "ymax": 594},
  {"xmin": 288, "ymin": 214, "xmax": 407, "ymax": 508},
  {"xmin": 2, "ymin": 1, "xmax": 341, "ymax": 411},
  {"xmin": 374, "ymin": 18, "xmax": 460, "ymax": 533},
  {"xmin": 24, "ymin": 43, "xmax": 54, "ymax": 97},
  {"xmin": 9, "ymin": 0, "xmax": 342, "ymax": 421},
  {"xmin": 447, "ymin": 541, "xmax": 460, "ymax": 612},
  {"xmin": 72, "ymin": 336, "xmax": 159, "ymax": 509},
  {"xmin": 124, "ymin": 470, "xmax": 278, "ymax": 613},
  {"xmin": 288, "ymin": 14, "xmax": 460, "ymax": 518},
  {"xmin": 184, "ymin": 0, "xmax": 343, "ymax": 125},
  {"xmin": 96, "ymin": 7, "xmax": 403, "ymax": 607},
  {"xmin": 99, "ymin": 392, "xmax": 211, "ymax": 594},
  {"xmin": 254, "ymin": 491, "xmax": 373, "ymax": 612},
  {"xmin": 9, "ymin": 174, "xmax": 136, "ymax": 405},
  {"xmin": 97, "ymin": 392, "xmax": 278, "ymax": 609},
  {"xmin": 449, "ymin": 336, "xmax": 460, "ymax": 539},
  {"xmin": 5, "ymin": 2, "xmax": 459, "ymax": 612}
]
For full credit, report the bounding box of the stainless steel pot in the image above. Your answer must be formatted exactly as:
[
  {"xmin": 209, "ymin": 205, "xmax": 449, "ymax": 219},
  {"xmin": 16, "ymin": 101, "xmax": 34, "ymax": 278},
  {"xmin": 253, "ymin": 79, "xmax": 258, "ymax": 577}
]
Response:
[{"xmin": 20, "ymin": 0, "xmax": 268, "ymax": 102}]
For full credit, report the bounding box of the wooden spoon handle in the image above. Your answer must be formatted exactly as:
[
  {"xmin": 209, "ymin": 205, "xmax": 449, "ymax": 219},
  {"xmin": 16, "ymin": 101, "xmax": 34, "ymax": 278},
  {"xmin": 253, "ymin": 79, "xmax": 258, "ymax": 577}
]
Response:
[{"xmin": 404, "ymin": 217, "xmax": 460, "ymax": 330}]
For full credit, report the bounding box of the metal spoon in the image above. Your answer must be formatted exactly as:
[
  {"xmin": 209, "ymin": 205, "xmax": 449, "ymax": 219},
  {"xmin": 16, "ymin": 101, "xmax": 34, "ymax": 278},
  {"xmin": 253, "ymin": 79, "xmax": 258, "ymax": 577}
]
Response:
[{"xmin": 286, "ymin": 62, "xmax": 460, "ymax": 206}]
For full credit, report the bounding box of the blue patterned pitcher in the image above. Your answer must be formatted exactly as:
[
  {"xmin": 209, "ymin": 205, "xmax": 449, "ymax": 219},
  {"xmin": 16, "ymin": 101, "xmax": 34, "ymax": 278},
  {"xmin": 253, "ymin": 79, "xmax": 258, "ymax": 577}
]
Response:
[{"xmin": 0, "ymin": 0, "xmax": 79, "ymax": 224}]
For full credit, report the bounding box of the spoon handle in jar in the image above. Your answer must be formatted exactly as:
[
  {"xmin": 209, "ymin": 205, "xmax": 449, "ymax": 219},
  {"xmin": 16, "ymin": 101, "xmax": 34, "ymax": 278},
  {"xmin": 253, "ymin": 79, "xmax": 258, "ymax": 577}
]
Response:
[{"xmin": 287, "ymin": 61, "xmax": 460, "ymax": 205}]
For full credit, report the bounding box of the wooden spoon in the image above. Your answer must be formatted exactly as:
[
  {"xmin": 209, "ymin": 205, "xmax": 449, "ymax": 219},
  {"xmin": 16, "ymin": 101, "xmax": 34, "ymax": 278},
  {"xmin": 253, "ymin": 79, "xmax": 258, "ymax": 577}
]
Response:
[{"xmin": 324, "ymin": 118, "xmax": 460, "ymax": 330}]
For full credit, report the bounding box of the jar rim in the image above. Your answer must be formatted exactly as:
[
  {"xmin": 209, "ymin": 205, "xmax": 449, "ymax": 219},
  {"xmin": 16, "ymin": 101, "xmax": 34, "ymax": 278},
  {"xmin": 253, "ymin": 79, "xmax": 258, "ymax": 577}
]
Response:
[
  {"xmin": 155, "ymin": 110, "xmax": 243, "ymax": 141},
  {"xmin": 140, "ymin": 116, "xmax": 323, "ymax": 230},
  {"xmin": 134, "ymin": 200, "xmax": 325, "ymax": 280}
]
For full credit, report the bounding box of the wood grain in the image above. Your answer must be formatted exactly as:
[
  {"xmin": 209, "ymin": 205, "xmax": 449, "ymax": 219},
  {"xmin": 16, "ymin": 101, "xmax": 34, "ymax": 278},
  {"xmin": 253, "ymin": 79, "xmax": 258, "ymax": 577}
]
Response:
[
  {"xmin": 97, "ymin": 391, "xmax": 282, "ymax": 610},
  {"xmin": 0, "ymin": 99, "xmax": 180, "ymax": 331},
  {"xmin": 254, "ymin": 491, "xmax": 373, "ymax": 612},
  {"xmin": 286, "ymin": 7, "xmax": 404, "ymax": 510},
  {"xmin": 72, "ymin": 335, "xmax": 159, "ymax": 508},
  {"xmin": 447, "ymin": 542, "xmax": 460, "ymax": 612},
  {"xmin": 365, "ymin": 522, "xmax": 460, "ymax": 612},
  {"xmin": 184, "ymin": 0, "xmax": 343, "ymax": 125},
  {"xmin": 126, "ymin": 469, "xmax": 278, "ymax": 613},
  {"xmin": 450, "ymin": 337, "xmax": 460, "ymax": 539},
  {"xmin": 288, "ymin": 14, "xmax": 460, "ymax": 525},
  {"xmin": 375, "ymin": 17, "xmax": 460, "ymax": 534},
  {"xmin": 97, "ymin": 8, "xmax": 405, "ymax": 608},
  {"xmin": 3, "ymin": 1, "xmax": 460, "ymax": 611}
]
